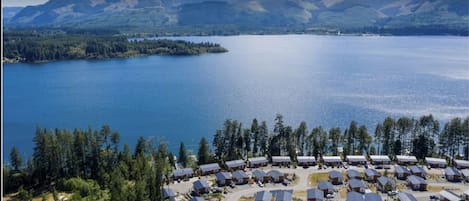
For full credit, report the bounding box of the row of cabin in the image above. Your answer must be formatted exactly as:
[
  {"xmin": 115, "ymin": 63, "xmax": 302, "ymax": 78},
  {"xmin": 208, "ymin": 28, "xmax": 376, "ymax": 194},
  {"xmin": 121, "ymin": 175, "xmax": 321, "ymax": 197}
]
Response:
[
  {"xmin": 215, "ymin": 169, "xmax": 287, "ymax": 186},
  {"xmin": 445, "ymin": 167, "xmax": 469, "ymax": 182},
  {"xmin": 394, "ymin": 165, "xmax": 426, "ymax": 180}
]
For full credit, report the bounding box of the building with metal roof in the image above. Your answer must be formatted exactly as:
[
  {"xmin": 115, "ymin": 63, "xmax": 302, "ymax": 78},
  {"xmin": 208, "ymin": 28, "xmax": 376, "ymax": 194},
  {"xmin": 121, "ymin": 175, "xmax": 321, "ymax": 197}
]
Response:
[
  {"xmin": 252, "ymin": 169, "xmax": 269, "ymax": 182},
  {"xmin": 406, "ymin": 175, "xmax": 427, "ymax": 191},
  {"xmin": 173, "ymin": 168, "xmax": 194, "ymax": 180},
  {"xmin": 439, "ymin": 190, "xmax": 462, "ymax": 201},
  {"xmin": 346, "ymin": 192, "xmax": 364, "ymax": 201},
  {"xmin": 376, "ymin": 176, "xmax": 396, "ymax": 193},
  {"xmin": 307, "ymin": 188, "xmax": 324, "ymax": 201},
  {"xmin": 409, "ymin": 165, "xmax": 426, "ymax": 178},
  {"xmin": 460, "ymin": 169, "xmax": 469, "ymax": 182},
  {"xmin": 346, "ymin": 169, "xmax": 362, "ymax": 180},
  {"xmin": 323, "ymin": 156, "xmax": 343, "ymax": 167},
  {"xmin": 365, "ymin": 193, "xmax": 382, "ymax": 201},
  {"xmin": 215, "ymin": 172, "xmax": 232, "ymax": 186},
  {"xmin": 272, "ymin": 156, "xmax": 291, "ymax": 166},
  {"xmin": 297, "ymin": 156, "xmax": 316, "ymax": 167},
  {"xmin": 248, "ymin": 157, "xmax": 268, "ymax": 168},
  {"xmin": 225, "ymin": 159, "xmax": 246, "ymax": 170},
  {"xmin": 348, "ymin": 179, "xmax": 365, "ymax": 193},
  {"xmin": 369, "ymin": 155, "xmax": 391, "ymax": 165},
  {"xmin": 232, "ymin": 170, "xmax": 249, "ymax": 184},
  {"xmin": 267, "ymin": 170, "xmax": 284, "ymax": 183},
  {"xmin": 317, "ymin": 181, "xmax": 334, "ymax": 195},
  {"xmin": 453, "ymin": 159, "xmax": 469, "ymax": 169},
  {"xmin": 274, "ymin": 190, "xmax": 293, "ymax": 201},
  {"xmin": 255, "ymin": 191, "xmax": 273, "ymax": 201},
  {"xmin": 396, "ymin": 155, "xmax": 418, "ymax": 165},
  {"xmin": 346, "ymin": 155, "xmax": 367, "ymax": 166},
  {"xmin": 394, "ymin": 165, "xmax": 411, "ymax": 180},
  {"xmin": 162, "ymin": 188, "xmax": 176, "ymax": 201},
  {"xmin": 193, "ymin": 180, "xmax": 210, "ymax": 195},
  {"xmin": 397, "ymin": 192, "xmax": 418, "ymax": 201},
  {"xmin": 364, "ymin": 169, "xmax": 380, "ymax": 182},
  {"xmin": 199, "ymin": 163, "xmax": 220, "ymax": 175},
  {"xmin": 425, "ymin": 157, "xmax": 446, "ymax": 168},
  {"xmin": 329, "ymin": 170, "xmax": 343, "ymax": 184},
  {"xmin": 445, "ymin": 167, "xmax": 462, "ymax": 182}
]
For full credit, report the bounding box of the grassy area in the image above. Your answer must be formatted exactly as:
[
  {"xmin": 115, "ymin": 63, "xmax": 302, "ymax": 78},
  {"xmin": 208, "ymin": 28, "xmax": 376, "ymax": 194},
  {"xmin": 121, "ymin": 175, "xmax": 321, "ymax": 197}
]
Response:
[
  {"xmin": 339, "ymin": 187, "xmax": 348, "ymax": 198},
  {"xmin": 239, "ymin": 196, "xmax": 254, "ymax": 201},
  {"xmin": 427, "ymin": 185, "xmax": 444, "ymax": 192},
  {"xmin": 293, "ymin": 190, "xmax": 306, "ymax": 197},
  {"xmin": 308, "ymin": 173, "xmax": 329, "ymax": 187}
]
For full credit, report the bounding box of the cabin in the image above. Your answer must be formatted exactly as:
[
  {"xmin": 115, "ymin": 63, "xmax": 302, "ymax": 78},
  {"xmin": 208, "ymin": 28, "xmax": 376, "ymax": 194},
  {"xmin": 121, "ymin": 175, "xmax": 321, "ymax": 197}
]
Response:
[
  {"xmin": 297, "ymin": 156, "xmax": 316, "ymax": 167},
  {"xmin": 396, "ymin": 155, "xmax": 418, "ymax": 166},
  {"xmin": 274, "ymin": 190, "xmax": 293, "ymax": 201},
  {"xmin": 346, "ymin": 169, "xmax": 362, "ymax": 180},
  {"xmin": 189, "ymin": 197, "xmax": 204, "ymax": 201},
  {"xmin": 397, "ymin": 192, "xmax": 418, "ymax": 201},
  {"xmin": 248, "ymin": 157, "xmax": 268, "ymax": 168},
  {"xmin": 317, "ymin": 181, "xmax": 334, "ymax": 195},
  {"xmin": 369, "ymin": 155, "xmax": 391, "ymax": 167},
  {"xmin": 376, "ymin": 176, "xmax": 396, "ymax": 193},
  {"xmin": 215, "ymin": 172, "xmax": 232, "ymax": 186},
  {"xmin": 425, "ymin": 157, "xmax": 446, "ymax": 168},
  {"xmin": 365, "ymin": 193, "xmax": 382, "ymax": 201},
  {"xmin": 453, "ymin": 159, "xmax": 469, "ymax": 169},
  {"xmin": 162, "ymin": 188, "xmax": 176, "ymax": 201},
  {"xmin": 364, "ymin": 169, "xmax": 380, "ymax": 182},
  {"xmin": 323, "ymin": 156, "xmax": 343, "ymax": 167},
  {"xmin": 173, "ymin": 168, "xmax": 194, "ymax": 181},
  {"xmin": 439, "ymin": 190, "xmax": 462, "ymax": 201},
  {"xmin": 394, "ymin": 165, "xmax": 411, "ymax": 180},
  {"xmin": 347, "ymin": 192, "xmax": 364, "ymax": 201},
  {"xmin": 232, "ymin": 170, "xmax": 249, "ymax": 185},
  {"xmin": 460, "ymin": 169, "xmax": 469, "ymax": 182},
  {"xmin": 193, "ymin": 180, "xmax": 210, "ymax": 195},
  {"xmin": 267, "ymin": 170, "xmax": 285, "ymax": 183},
  {"xmin": 328, "ymin": 170, "xmax": 343, "ymax": 185},
  {"xmin": 307, "ymin": 188, "xmax": 324, "ymax": 201},
  {"xmin": 255, "ymin": 191, "xmax": 273, "ymax": 201},
  {"xmin": 445, "ymin": 167, "xmax": 462, "ymax": 182},
  {"xmin": 346, "ymin": 155, "xmax": 367, "ymax": 166},
  {"xmin": 272, "ymin": 156, "xmax": 291, "ymax": 167},
  {"xmin": 463, "ymin": 189, "xmax": 469, "ymax": 201},
  {"xmin": 409, "ymin": 165, "xmax": 426, "ymax": 178},
  {"xmin": 199, "ymin": 163, "xmax": 220, "ymax": 175},
  {"xmin": 348, "ymin": 179, "xmax": 365, "ymax": 193},
  {"xmin": 406, "ymin": 175, "xmax": 427, "ymax": 191},
  {"xmin": 252, "ymin": 169, "xmax": 270, "ymax": 182},
  {"xmin": 225, "ymin": 159, "xmax": 246, "ymax": 171}
]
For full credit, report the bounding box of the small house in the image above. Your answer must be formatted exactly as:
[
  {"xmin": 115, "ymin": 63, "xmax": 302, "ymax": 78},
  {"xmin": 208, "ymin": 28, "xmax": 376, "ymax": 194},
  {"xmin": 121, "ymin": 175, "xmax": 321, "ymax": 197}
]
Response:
[
  {"xmin": 364, "ymin": 169, "xmax": 380, "ymax": 182},
  {"xmin": 409, "ymin": 165, "xmax": 426, "ymax": 178},
  {"xmin": 406, "ymin": 175, "xmax": 427, "ymax": 191},
  {"xmin": 425, "ymin": 157, "xmax": 446, "ymax": 168},
  {"xmin": 173, "ymin": 168, "xmax": 194, "ymax": 181},
  {"xmin": 396, "ymin": 155, "xmax": 418, "ymax": 166},
  {"xmin": 347, "ymin": 192, "xmax": 364, "ymax": 201},
  {"xmin": 248, "ymin": 157, "xmax": 268, "ymax": 168},
  {"xmin": 453, "ymin": 159, "xmax": 469, "ymax": 169},
  {"xmin": 215, "ymin": 172, "xmax": 232, "ymax": 186},
  {"xmin": 252, "ymin": 169, "xmax": 269, "ymax": 182},
  {"xmin": 445, "ymin": 167, "xmax": 462, "ymax": 182},
  {"xmin": 225, "ymin": 159, "xmax": 246, "ymax": 170},
  {"xmin": 267, "ymin": 170, "xmax": 284, "ymax": 183},
  {"xmin": 328, "ymin": 170, "xmax": 343, "ymax": 184},
  {"xmin": 463, "ymin": 189, "xmax": 469, "ymax": 201},
  {"xmin": 346, "ymin": 155, "xmax": 367, "ymax": 166},
  {"xmin": 255, "ymin": 191, "xmax": 273, "ymax": 201},
  {"xmin": 232, "ymin": 170, "xmax": 249, "ymax": 184},
  {"xmin": 274, "ymin": 190, "xmax": 293, "ymax": 201},
  {"xmin": 323, "ymin": 156, "xmax": 342, "ymax": 167},
  {"xmin": 346, "ymin": 169, "xmax": 362, "ymax": 180},
  {"xmin": 199, "ymin": 163, "xmax": 220, "ymax": 175},
  {"xmin": 317, "ymin": 181, "xmax": 334, "ymax": 195},
  {"xmin": 307, "ymin": 188, "xmax": 324, "ymax": 201},
  {"xmin": 376, "ymin": 176, "xmax": 396, "ymax": 193},
  {"xmin": 365, "ymin": 193, "xmax": 382, "ymax": 201},
  {"xmin": 162, "ymin": 188, "xmax": 176, "ymax": 201},
  {"xmin": 193, "ymin": 180, "xmax": 210, "ymax": 195},
  {"xmin": 460, "ymin": 169, "xmax": 469, "ymax": 182},
  {"xmin": 369, "ymin": 155, "xmax": 391, "ymax": 166},
  {"xmin": 397, "ymin": 192, "xmax": 418, "ymax": 201},
  {"xmin": 439, "ymin": 190, "xmax": 462, "ymax": 201},
  {"xmin": 394, "ymin": 165, "xmax": 411, "ymax": 180},
  {"xmin": 189, "ymin": 197, "xmax": 204, "ymax": 201},
  {"xmin": 272, "ymin": 156, "xmax": 291, "ymax": 167},
  {"xmin": 348, "ymin": 179, "xmax": 365, "ymax": 193},
  {"xmin": 297, "ymin": 156, "xmax": 316, "ymax": 167}
]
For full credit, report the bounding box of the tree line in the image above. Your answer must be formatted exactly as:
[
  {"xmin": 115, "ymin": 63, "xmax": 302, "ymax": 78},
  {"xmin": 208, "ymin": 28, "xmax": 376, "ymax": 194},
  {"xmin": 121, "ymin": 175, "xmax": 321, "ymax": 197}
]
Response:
[{"xmin": 3, "ymin": 31, "xmax": 227, "ymax": 63}]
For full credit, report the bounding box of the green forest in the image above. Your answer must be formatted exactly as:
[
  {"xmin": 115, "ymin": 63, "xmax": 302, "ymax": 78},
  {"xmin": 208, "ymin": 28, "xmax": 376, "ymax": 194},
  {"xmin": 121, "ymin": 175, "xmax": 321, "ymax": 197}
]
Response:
[
  {"xmin": 3, "ymin": 114, "xmax": 469, "ymax": 200},
  {"xmin": 3, "ymin": 31, "xmax": 227, "ymax": 63}
]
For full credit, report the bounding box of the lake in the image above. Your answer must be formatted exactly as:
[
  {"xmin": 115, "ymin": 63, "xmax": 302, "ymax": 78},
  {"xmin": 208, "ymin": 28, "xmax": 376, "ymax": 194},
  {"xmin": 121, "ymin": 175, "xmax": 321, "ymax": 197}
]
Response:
[{"xmin": 3, "ymin": 35, "xmax": 469, "ymax": 158}]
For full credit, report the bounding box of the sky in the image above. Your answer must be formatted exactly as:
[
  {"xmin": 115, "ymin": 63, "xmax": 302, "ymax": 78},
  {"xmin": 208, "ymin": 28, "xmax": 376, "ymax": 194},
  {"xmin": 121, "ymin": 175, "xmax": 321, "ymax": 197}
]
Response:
[{"xmin": 2, "ymin": 0, "xmax": 48, "ymax": 7}]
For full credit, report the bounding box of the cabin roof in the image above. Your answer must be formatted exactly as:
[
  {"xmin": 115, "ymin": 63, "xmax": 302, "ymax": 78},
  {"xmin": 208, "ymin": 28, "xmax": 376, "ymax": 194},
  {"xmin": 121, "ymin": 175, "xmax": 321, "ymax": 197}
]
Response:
[
  {"xmin": 409, "ymin": 166, "xmax": 425, "ymax": 174},
  {"xmin": 233, "ymin": 170, "xmax": 249, "ymax": 179},
  {"xmin": 193, "ymin": 180, "xmax": 210, "ymax": 190},
  {"xmin": 365, "ymin": 193, "xmax": 382, "ymax": 201},
  {"xmin": 425, "ymin": 157, "xmax": 446, "ymax": 164},
  {"xmin": 347, "ymin": 169, "xmax": 361, "ymax": 178},
  {"xmin": 460, "ymin": 169, "xmax": 469, "ymax": 177},
  {"xmin": 454, "ymin": 159, "xmax": 469, "ymax": 167},
  {"xmin": 173, "ymin": 168, "xmax": 194, "ymax": 177},
  {"xmin": 163, "ymin": 188, "xmax": 175, "ymax": 198},
  {"xmin": 318, "ymin": 181, "xmax": 334, "ymax": 190},
  {"xmin": 346, "ymin": 155, "xmax": 367, "ymax": 162},
  {"xmin": 369, "ymin": 155, "xmax": 390, "ymax": 162},
  {"xmin": 252, "ymin": 169, "xmax": 267, "ymax": 178},
  {"xmin": 307, "ymin": 188, "xmax": 324, "ymax": 200},
  {"xmin": 395, "ymin": 165, "xmax": 410, "ymax": 174},
  {"xmin": 365, "ymin": 169, "xmax": 380, "ymax": 176},
  {"xmin": 272, "ymin": 156, "xmax": 291, "ymax": 163},
  {"xmin": 199, "ymin": 163, "xmax": 220, "ymax": 172},
  {"xmin": 445, "ymin": 167, "xmax": 461, "ymax": 176},
  {"xmin": 255, "ymin": 191, "xmax": 272, "ymax": 201},
  {"xmin": 215, "ymin": 172, "xmax": 232, "ymax": 181},
  {"xmin": 323, "ymin": 156, "xmax": 342, "ymax": 163},
  {"xmin": 407, "ymin": 175, "xmax": 426, "ymax": 185},
  {"xmin": 349, "ymin": 179, "xmax": 365, "ymax": 188},
  {"xmin": 398, "ymin": 192, "xmax": 418, "ymax": 201},
  {"xmin": 274, "ymin": 190, "xmax": 293, "ymax": 201},
  {"xmin": 297, "ymin": 156, "xmax": 316, "ymax": 163},
  {"xmin": 347, "ymin": 192, "xmax": 364, "ymax": 201},
  {"xmin": 267, "ymin": 170, "xmax": 283, "ymax": 178},
  {"xmin": 377, "ymin": 176, "xmax": 395, "ymax": 188},
  {"xmin": 439, "ymin": 190, "xmax": 462, "ymax": 201},
  {"xmin": 329, "ymin": 170, "xmax": 342, "ymax": 178},
  {"xmin": 249, "ymin": 157, "xmax": 268, "ymax": 164},
  {"xmin": 396, "ymin": 155, "xmax": 417, "ymax": 162},
  {"xmin": 225, "ymin": 159, "xmax": 245, "ymax": 168}
]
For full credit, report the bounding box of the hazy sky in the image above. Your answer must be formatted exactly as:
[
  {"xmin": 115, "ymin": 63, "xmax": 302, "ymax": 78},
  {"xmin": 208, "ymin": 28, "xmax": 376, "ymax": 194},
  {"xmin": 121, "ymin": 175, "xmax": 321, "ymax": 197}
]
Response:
[{"xmin": 3, "ymin": 0, "xmax": 48, "ymax": 7}]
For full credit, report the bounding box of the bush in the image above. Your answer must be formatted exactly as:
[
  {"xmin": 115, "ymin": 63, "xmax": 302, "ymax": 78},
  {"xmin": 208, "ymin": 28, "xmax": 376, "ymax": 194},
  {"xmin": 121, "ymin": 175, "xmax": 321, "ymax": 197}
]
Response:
[{"xmin": 61, "ymin": 177, "xmax": 100, "ymax": 197}]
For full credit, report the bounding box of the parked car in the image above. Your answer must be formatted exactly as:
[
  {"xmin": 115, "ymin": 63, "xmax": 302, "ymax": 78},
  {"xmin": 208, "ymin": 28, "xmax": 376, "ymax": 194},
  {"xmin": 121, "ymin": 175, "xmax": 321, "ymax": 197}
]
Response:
[
  {"xmin": 429, "ymin": 195, "xmax": 437, "ymax": 200},
  {"xmin": 388, "ymin": 191, "xmax": 398, "ymax": 196},
  {"xmin": 257, "ymin": 181, "xmax": 264, "ymax": 187}
]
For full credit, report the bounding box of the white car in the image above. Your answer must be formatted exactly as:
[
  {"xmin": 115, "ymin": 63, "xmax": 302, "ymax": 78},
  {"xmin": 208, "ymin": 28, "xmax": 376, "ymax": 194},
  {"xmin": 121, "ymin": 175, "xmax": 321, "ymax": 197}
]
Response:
[{"xmin": 257, "ymin": 181, "xmax": 264, "ymax": 187}]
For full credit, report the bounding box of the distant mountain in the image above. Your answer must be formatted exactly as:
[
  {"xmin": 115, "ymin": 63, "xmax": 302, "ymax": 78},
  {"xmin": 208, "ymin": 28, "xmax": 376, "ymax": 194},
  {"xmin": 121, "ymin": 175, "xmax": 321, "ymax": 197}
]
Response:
[
  {"xmin": 5, "ymin": 0, "xmax": 469, "ymax": 35},
  {"xmin": 3, "ymin": 7, "xmax": 24, "ymax": 21}
]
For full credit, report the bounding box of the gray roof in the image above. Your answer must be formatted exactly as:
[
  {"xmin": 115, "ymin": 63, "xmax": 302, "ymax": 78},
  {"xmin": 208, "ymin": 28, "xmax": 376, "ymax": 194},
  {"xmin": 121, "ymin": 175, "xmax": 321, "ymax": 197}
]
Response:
[
  {"xmin": 307, "ymin": 189, "xmax": 324, "ymax": 200},
  {"xmin": 395, "ymin": 166, "xmax": 410, "ymax": 174},
  {"xmin": 348, "ymin": 179, "xmax": 365, "ymax": 189},
  {"xmin": 398, "ymin": 193, "xmax": 418, "ymax": 201},
  {"xmin": 173, "ymin": 168, "xmax": 194, "ymax": 177},
  {"xmin": 377, "ymin": 176, "xmax": 395, "ymax": 188},
  {"xmin": 425, "ymin": 157, "xmax": 446, "ymax": 165},
  {"xmin": 346, "ymin": 155, "xmax": 367, "ymax": 162},
  {"xmin": 318, "ymin": 181, "xmax": 334, "ymax": 191},
  {"xmin": 249, "ymin": 157, "xmax": 268, "ymax": 165},
  {"xmin": 255, "ymin": 191, "xmax": 273, "ymax": 201},
  {"xmin": 215, "ymin": 172, "xmax": 232, "ymax": 181},
  {"xmin": 369, "ymin": 155, "xmax": 390, "ymax": 162},
  {"xmin": 189, "ymin": 197, "xmax": 204, "ymax": 201},
  {"xmin": 226, "ymin": 159, "xmax": 245, "ymax": 168},
  {"xmin": 347, "ymin": 192, "xmax": 364, "ymax": 201},
  {"xmin": 297, "ymin": 156, "xmax": 316, "ymax": 163},
  {"xmin": 409, "ymin": 166, "xmax": 425, "ymax": 174},
  {"xmin": 267, "ymin": 170, "xmax": 283, "ymax": 178},
  {"xmin": 460, "ymin": 169, "xmax": 469, "ymax": 177},
  {"xmin": 329, "ymin": 170, "xmax": 342, "ymax": 179},
  {"xmin": 396, "ymin": 155, "xmax": 417, "ymax": 163},
  {"xmin": 193, "ymin": 180, "xmax": 210, "ymax": 190},
  {"xmin": 233, "ymin": 170, "xmax": 249, "ymax": 180},
  {"xmin": 365, "ymin": 169, "xmax": 380, "ymax": 177},
  {"xmin": 407, "ymin": 175, "xmax": 426, "ymax": 185},
  {"xmin": 454, "ymin": 159, "xmax": 469, "ymax": 167},
  {"xmin": 252, "ymin": 169, "xmax": 267, "ymax": 178},
  {"xmin": 365, "ymin": 193, "xmax": 382, "ymax": 201},
  {"xmin": 163, "ymin": 188, "xmax": 175, "ymax": 198},
  {"xmin": 199, "ymin": 163, "xmax": 220, "ymax": 172},
  {"xmin": 272, "ymin": 156, "xmax": 291, "ymax": 163},
  {"xmin": 275, "ymin": 190, "xmax": 293, "ymax": 201},
  {"xmin": 347, "ymin": 169, "xmax": 361, "ymax": 178},
  {"xmin": 323, "ymin": 156, "xmax": 342, "ymax": 163},
  {"xmin": 445, "ymin": 167, "xmax": 462, "ymax": 176},
  {"xmin": 439, "ymin": 190, "xmax": 462, "ymax": 201}
]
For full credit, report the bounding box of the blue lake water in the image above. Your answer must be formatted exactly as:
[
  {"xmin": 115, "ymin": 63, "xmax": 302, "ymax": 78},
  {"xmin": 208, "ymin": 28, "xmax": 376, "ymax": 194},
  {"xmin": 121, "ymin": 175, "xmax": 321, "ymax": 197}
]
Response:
[{"xmin": 3, "ymin": 35, "xmax": 469, "ymax": 159}]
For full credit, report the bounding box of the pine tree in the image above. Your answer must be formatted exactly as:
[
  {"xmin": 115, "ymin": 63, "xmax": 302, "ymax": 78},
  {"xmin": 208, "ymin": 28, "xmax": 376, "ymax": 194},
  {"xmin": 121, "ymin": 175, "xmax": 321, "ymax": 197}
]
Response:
[
  {"xmin": 197, "ymin": 137, "xmax": 211, "ymax": 164},
  {"xmin": 10, "ymin": 146, "xmax": 23, "ymax": 171},
  {"xmin": 178, "ymin": 142, "xmax": 188, "ymax": 167}
]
